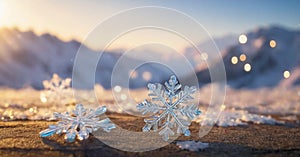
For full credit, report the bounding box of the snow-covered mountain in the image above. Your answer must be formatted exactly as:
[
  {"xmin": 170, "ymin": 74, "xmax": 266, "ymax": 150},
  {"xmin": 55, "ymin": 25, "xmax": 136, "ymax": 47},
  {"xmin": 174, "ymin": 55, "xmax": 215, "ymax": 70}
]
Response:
[
  {"xmin": 0, "ymin": 26, "xmax": 299, "ymax": 89},
  {"xmin": 189, "ymin": 26, "xmax": 300, "ymax": 88},
  {"xmin": 0, "ymin": 28, "xmax": 174, "ymax": 89}
]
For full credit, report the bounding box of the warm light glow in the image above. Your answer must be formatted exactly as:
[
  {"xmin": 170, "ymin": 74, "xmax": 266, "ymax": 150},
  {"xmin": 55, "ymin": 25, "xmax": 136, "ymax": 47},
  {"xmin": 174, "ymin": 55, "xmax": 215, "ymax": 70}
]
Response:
[
  {"xmin": 244, "ymin": 63, "xmax": 251, "ymax": 72},
  {"xmin": 239, "ymin": 34, "xmax": 247, "ymax": 44},
  {"xmin": 231, "ymin": 56, "xmax": 238, "ymax": 64},
  {"xmin": 283, "ymin": 70, "xmax": 290, "ymax": 79},
  {"xmin": 142, "ymin": 71, "xmax": 152, "ymax": 81},
  {"xmin": 270, "ymin": 40, "xmax": 276, "ymax": 48},
  {"xmin": 239, "ymin": 54, "xmax": 247, "ymax": 62}
]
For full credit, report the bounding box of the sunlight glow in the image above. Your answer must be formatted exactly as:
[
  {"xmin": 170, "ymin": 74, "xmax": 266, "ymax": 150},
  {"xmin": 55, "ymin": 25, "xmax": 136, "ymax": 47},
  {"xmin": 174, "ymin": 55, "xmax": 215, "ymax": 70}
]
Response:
[
  {"xmin": 0, "ymin": 1, "xmax": 5, "ymax": 26},
  {"xmin": 239, "ymin": 34, "xmax": 247, "ymax": 44}
]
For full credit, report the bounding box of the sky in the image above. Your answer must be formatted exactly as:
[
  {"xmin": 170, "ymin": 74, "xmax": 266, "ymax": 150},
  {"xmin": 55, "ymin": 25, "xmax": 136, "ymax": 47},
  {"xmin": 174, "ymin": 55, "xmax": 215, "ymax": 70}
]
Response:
[{"xmin": 0, "ymin": 0, "xmax": 299, "ymax": 51}]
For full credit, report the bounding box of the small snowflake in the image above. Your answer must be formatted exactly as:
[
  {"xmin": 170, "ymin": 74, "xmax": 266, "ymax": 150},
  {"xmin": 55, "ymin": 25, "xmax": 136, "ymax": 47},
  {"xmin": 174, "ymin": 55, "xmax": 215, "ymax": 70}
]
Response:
[
  {"xmin": 39, "ymin": 104, "xmax": 115, "ymax": 142},
  {"xmin": 40, "ymin": 73, "xmax": 74, "ymax": 104},
  {"xmin": 137, "ymin": 75, "xmax": 201, "ymax": 141}
]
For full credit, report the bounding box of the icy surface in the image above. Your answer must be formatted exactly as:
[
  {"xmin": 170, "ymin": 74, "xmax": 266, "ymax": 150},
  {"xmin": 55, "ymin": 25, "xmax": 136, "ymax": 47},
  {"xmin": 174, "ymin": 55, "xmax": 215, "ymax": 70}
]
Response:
[
  {"xmin": 137, "ymin": 75, "xmax": 201, "ymax": 141},
  {"xmin": 0, "ymin": 85, "xmax": 299, "ymax": 127},
  {"xmin": 39, "ymin": 104, "xmax": 115, "ymax": 142},
  {"xmin": 197, "ymin": 105, "xmax": 284, "ymax": 127},
  {"xmin": 176, "ymin": 141, "xmax": 209, "ymax": 151}
]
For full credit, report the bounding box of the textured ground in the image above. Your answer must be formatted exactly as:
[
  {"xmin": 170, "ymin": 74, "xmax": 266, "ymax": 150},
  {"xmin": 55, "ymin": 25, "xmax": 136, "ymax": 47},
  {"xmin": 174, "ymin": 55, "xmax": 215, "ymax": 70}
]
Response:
[{"xmin": 0, "ymin": 113, "xmax": 299, "ymax": 157}]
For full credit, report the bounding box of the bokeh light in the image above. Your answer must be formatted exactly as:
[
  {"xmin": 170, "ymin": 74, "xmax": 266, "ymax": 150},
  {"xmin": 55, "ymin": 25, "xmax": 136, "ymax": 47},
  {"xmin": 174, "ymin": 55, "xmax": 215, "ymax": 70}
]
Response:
[
  {"xmin": 239, "ymin": 34, "xmax": 247, "ymax": 44},
  {"xmin": 239, "ymin": 54, "xmax": 247, "ymax": 62},
  {"xmin": 129, "ymin": 70, "xmax": 138, "ymax": 79},
  {"xmin": 269, "ymin": 40, "xmax": 276, "ymax": 48},
  {"xmin": 114, "ymin": 85, "xmax": 122, "ymax": 92},
  {"xmin": 244, "ymin": 63, "xmax": 251, "ymax": 72},
  {"xmin": 142, "ymin": 71, "xmax": 152, "ymax": 81},
  {"xmin": 201, "ymin": 53, "xmax": 208, "ymax": 60},
  {"xmin": 283, "ymin": 70, "xmax": 290, "ymax": 79},
  {"xmin": 231, "ymin": 56, "xmax": 238, "ymax": 64}
]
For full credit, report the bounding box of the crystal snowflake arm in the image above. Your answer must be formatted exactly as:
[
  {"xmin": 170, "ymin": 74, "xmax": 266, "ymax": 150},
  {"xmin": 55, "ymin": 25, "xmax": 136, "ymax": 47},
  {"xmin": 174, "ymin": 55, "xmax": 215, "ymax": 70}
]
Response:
[
  {"xmin": 164, "ymin": 75, "xmax": 182, "ymax": 97},
  {"xmin": 179, "ymin": 104, "xmax": 201, "ymax": 120},
  {"xmin": 172, "ymin": 86, "xmax": 196, "ymax": 107},
  {"xmin": 147, "ymin": 83, "xmax": 169, "ymax": 106},
  {"xmin": 39, "ymin": 125, "xmax": 64, "ymax": 137},
  {"xmin": 137, "ymin": 100, "xmax": 165, "ymax": 115},
  {"xmin": 142, "ymin": 110, "xmax": 169, "ymax": 132},
  {"xmin": 159, "ymin": 122, "xmax": 175, "ymax": 141},
  {"xmin": 94, "ymin": 118, "xmax": 116, "ymax": 132},
  {"xmin": 169, "ymin": 110, "xmax": 191, "ymax": 136}
]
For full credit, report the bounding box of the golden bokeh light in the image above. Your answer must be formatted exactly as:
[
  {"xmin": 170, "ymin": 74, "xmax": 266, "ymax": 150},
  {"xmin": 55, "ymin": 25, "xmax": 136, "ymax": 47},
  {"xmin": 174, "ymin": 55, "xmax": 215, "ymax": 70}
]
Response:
[
  {"xmin": 239, "ymin": 54, "xmax": 247, "ymax": 62},
  {"xmin": 283, "ymin": 70, "xmax": 290, "ymax": 79},
  {"xmin": 239, "ymin": 34, "xmax": 247, "ymax": 44},
  {"xmin": 244, "ymin": 63, "xmax": 251, "ymax": 72},
  {"xmin": 270, "ymin": 40, "xmax": 276, "ymax": 48},
  {"xmin": 231, "ymin": 56, "xmax": 238, "ymax": 64}
]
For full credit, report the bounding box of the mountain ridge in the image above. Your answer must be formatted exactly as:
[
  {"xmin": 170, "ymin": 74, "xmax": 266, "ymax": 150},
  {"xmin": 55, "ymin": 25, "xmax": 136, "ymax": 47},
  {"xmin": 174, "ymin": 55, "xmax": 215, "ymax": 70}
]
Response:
[{"xmin": 0, "ymin": 25, "xmax": 299, "ymax": 89}]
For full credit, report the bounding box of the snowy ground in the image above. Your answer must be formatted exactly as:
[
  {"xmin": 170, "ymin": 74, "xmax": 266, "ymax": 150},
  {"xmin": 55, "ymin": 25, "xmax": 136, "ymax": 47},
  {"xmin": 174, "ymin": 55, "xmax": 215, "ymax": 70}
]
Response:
[{"xmin": 0, "ymin": 85, "xmax": 299, "ymax": 127}]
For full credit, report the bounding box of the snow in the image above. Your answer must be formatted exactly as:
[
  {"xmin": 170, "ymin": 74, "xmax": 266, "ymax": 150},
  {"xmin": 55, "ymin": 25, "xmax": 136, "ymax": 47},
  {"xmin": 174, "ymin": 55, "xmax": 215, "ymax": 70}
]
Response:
[
  {"xmin": 0, "ymin": 84, "xmax": 298, "ymax": 127},
  {"xmin": 176, "ymin": 141, "xmax": 209, "ymax": 151},
  {"xmin": 198, "ymin": 108, "xmax": 283, "ymax": 127}
]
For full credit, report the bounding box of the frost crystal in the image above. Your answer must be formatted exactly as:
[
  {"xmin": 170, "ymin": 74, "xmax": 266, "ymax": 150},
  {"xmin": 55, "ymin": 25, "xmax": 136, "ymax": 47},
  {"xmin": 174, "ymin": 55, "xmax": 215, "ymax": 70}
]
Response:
[
  {"xmin": 40, "ymin": 73, "xmax": 74, "ymax": 104},
  {"xmin": 137, "ymin": 75, "xmax": 201, "ymax": 141},
  {"xmin": 39, "ymin": 104, "xmax": 115, "ymax": 142}
]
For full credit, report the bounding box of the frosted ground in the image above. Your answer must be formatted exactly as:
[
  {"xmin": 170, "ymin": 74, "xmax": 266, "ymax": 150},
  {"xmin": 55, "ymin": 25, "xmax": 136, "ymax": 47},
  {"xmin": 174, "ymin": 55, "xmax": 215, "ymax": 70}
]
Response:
[{"xmin": 0, "ymin": 84, "xmax": 299, "ymax": 127}]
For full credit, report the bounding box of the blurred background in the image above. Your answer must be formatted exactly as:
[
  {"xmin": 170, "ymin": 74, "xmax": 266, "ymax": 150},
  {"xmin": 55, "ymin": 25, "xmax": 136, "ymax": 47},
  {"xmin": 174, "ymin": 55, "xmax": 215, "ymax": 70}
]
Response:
[
  {"xmin": 0, "ymin": 0, "xmax": 299, "ymax": 124},
  {"xmin": 0, "ymin": 0, "xmax": 299, "ymax": 90}
]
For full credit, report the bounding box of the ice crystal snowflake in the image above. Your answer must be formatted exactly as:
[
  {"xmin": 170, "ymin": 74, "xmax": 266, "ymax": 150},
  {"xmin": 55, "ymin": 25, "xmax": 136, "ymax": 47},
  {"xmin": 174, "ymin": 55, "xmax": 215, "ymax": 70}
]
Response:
[
  {"xmin": 40, "ymin": 73, "xmax": 74, "ymax": 104},
  {"xmin": 137, "ymin": 75, "xmax": 201, "ymax": 141},
  {"xmin": 39, "ymin": 104, "xmax": 115, "ymax": 142}
]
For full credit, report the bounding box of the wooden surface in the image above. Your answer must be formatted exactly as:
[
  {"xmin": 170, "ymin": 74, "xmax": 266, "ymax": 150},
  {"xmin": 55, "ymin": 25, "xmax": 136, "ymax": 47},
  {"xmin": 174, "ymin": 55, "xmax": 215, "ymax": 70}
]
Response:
[{"xmin": 0, "ymin": 113, "xmax": 300, "ymax": 157}]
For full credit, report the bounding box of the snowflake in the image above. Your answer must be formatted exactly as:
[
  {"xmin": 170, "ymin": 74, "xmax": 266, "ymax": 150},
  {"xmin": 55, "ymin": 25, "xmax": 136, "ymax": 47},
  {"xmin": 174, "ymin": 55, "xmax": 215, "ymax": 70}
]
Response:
[
  {"xmin": 137, "ymin": 75, "xmax": 201, "ymax": 141},
  {"xmin": 39, "ymin": 104, "xmax": 116, "ymax": 142},
  {"xmin": 40, "ymin": 73, "xmax": 74, "ymax": 104}
]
